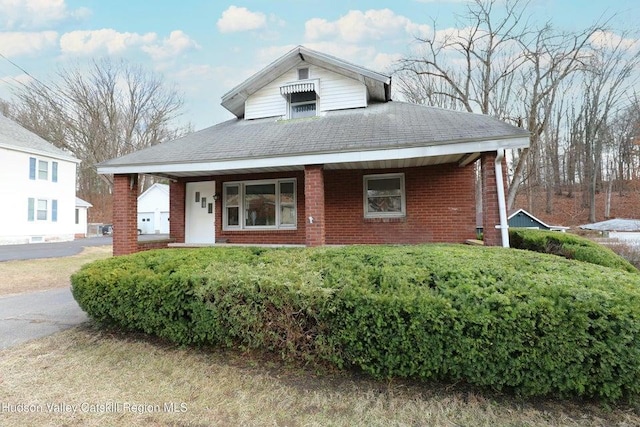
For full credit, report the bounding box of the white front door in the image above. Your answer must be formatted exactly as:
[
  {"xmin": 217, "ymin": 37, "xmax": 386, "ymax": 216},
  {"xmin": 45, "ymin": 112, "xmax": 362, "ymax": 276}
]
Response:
[{"xmin": 185, "ymin": 181, "xmax": 216, "ymax": 244}]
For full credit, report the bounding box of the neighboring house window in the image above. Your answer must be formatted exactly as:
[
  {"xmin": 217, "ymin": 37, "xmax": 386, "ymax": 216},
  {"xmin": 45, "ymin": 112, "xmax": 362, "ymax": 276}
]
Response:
[
  {"xmin": 52, "ymin": 162, "xmax": 58, "ymax": 183},
  {"xmin": 29, "ymin": 157, "xmax": 36, "ymax": 180},
  {"xmin": 75, "ymin": 208, "xmax": 80, "ymax": 224},
  {"xmin": 28, "ymin": 198, "xmax": 35, "ymax": 221},
  {"xmin": 363, "ymin": 173, "xmax": 406, "ymax": 218},
  {"xmin": 223, "ymin": 179, "xmax": 296, "ymax": 230},
  {"xmin": 37, "ymin": 199, "xmax": 48, "ymax": 220},
  {"xmin": 38, "ymin": 160, "xmax": 48, "ymax": 180},
  {"xmin": 290, "ymin": 91, "xmax": 316, "ymax": 119},
  {"xmin": 28, "ymin": 198, "xmax": 57, "ymax": 221}
]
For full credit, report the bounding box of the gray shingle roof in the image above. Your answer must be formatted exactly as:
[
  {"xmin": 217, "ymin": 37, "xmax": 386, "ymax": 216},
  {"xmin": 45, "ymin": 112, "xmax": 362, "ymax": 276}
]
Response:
[
  {"xmin": 0, "ymin": 113, "xmax": 77, "ymax": 161},
  {"xmin": 99, "ymin": 101, "xmax": 530, "ymax": 168}
]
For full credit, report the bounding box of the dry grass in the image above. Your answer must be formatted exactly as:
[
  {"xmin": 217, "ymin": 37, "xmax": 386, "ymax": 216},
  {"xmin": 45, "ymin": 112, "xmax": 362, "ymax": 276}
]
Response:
[
  {"xmin": 0, "ymin": 246, "xmax": 111, "ymax": 296},
  {"xmin": 1, "ymin": 325, "xmax": 639, "ymax": 427}
]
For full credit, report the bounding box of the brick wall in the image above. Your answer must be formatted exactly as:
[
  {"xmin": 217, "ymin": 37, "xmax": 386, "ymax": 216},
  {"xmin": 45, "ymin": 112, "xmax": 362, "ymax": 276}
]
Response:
[
  {"xmin": 481, "ymin": 152, "xmax": 503, "ymax": 246},
  {"xmin": 169, "ymin": 180, "xmax": 186, "ymax": 243},
  {"xmin": 120, "ymin": 164, "xmax": 478, "ymax": 252},
  {"xmin": 113, "ymin": 174, "xmax": 139, "ymax": 256},
  {"xmin": 324, "ymin": 164, "xmax": 477, "ymax": 244},
  {"xmin": 304, "ymin": 165, "xmax": 326, "ymax": 246}
]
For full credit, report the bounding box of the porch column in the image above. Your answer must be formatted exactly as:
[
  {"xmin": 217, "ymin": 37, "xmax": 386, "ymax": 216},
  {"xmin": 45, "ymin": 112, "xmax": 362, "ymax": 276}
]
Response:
[
  {"xmin": 169, "ymin": 180, "xmax": 186, "ymax": 243},
  {"xmin": 481, "ymin": 152, "xmax": 508, "ymax": 247},
  {"xmin": 113, "ymin": 173, "xmax": 139, "ymax": 256},
  {"xmin": 304, "ymin": 165, "xmax": 326, "ymax": 246}
]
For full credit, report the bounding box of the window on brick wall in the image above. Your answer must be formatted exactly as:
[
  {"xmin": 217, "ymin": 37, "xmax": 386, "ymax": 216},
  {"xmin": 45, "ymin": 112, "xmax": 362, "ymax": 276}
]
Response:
[
  {"xmin": 223, "ymin": 179, "xmax": 297, "ymax": 230},
  {"xmin": 363, "ymin": 173, "xmax": 406, "ymax": 218}
]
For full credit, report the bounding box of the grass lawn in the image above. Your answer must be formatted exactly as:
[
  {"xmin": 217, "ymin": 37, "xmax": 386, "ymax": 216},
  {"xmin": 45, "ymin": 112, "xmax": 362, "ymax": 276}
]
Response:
[
  {"xmin": 0, "ymin": 324, "xmax": 639, "ymax": 426},
  {"xmin": 0, "ymin": 246, "xmax": 111, "ymax": 296}
]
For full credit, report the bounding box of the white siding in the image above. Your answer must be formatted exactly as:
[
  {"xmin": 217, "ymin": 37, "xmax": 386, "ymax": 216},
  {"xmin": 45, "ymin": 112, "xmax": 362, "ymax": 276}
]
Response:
[
  {"xmin": 0, "ymin": 147, "xmax": 77, "ymax": 245},
  {"xmin": 244, "ymin": 65, "xmax": 367, "ymax": 120}
]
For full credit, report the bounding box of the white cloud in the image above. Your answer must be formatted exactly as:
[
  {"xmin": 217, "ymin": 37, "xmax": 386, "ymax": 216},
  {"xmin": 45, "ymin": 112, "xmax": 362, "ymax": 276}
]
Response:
[
  {"xmin": 0, "ymin": 0, "xmax": 89, "ymax": 30},
  {"xmin": 589, "ymin": 30, "xmax": 640, "ymax": 52},
  {"xmin": 0, "ymin": 31, "xmax": 58, "ymax": 56},
  {"xmin": 305, "ymin": 9, "xmax": 429, "ymax": 43},
  {"xmin": 141, "ymin": 30, "xmax": 199, "ymax": 61},
  {"xmin": 217, "ymin": 6, "xmax": 267, "ymax": 33},
  {"xmin": 60, "ymin": 29, "xmax": 156, "ymax": 55}
]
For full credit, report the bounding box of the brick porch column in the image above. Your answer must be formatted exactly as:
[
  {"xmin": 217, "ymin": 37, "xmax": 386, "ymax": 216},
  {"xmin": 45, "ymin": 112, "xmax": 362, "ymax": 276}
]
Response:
[
  {"xmin": 481, "ymin": 152, "xmax": 507, "ymax": 247},
  {"xmin": 169, "ymin": 180, "xmax": 186, "ymax": 243},
  {"xmin": 304, "ymin": 165, "xmax": 326, "ymax": 246},
  {"xmin": 113, "ymin": 174, "xmax": 139, "ymax": 256}
]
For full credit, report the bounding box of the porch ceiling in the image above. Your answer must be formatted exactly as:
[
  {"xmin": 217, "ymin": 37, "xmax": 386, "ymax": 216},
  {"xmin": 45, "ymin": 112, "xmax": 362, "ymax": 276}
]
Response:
[{"xmin": 138, "ymin": 152, "xmax": 470, "ymax": 179}]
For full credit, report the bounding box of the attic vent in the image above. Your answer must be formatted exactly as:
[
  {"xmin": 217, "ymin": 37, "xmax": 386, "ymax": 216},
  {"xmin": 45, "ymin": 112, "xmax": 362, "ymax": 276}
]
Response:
[
  {"xmin": 280, "ymin": 82, "xmax": 316, "ymax": 95},
  {"xmin": 298, "ymin": 68, "xmax": 309, "ymax": 80}
]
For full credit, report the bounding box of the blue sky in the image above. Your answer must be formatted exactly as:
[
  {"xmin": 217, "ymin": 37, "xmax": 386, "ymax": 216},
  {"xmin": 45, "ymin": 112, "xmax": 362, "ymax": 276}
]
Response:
[{"xmin": 0, "ymin": 0, "xmax": 638, "ymax": 130}]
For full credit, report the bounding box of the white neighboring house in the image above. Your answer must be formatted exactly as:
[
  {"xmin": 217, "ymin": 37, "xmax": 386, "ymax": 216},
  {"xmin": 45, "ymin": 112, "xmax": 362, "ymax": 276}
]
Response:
[
  {"xmin": 0, "ymin": 113, "xmax": 80, "ymax": 245},
  {"xmin": 74, "ymin": 197, "xmax": 93, "ymax": 238},
  {"xmin": 137, "ymin": 183, "xmax": 169, "ymax": 234}
]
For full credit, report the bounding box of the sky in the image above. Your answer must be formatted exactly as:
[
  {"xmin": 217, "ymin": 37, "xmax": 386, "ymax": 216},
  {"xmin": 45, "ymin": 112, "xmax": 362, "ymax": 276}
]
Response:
[{"xmin": 0, "ymin": 0, "xmax": 639, "ymax": 131}]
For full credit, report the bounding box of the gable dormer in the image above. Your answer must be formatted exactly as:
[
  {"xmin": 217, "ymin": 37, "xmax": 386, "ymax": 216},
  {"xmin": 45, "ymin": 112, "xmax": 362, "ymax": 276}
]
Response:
[{"xmin": 221, "ymin": 46, "xmax": 391, "ymax": 120}]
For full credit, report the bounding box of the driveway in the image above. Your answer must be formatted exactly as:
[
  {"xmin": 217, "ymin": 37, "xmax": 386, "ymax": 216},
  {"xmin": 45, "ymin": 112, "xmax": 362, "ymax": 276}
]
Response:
[
  {"xmin": 0, "ymin": 288, "xmax": 88, "ymax": 350},
  {"xmin": 0, "ymin": 234, "xmax": 169, "ymax": 262},
  {"xmin": 0, "ymin": 236, "xmax": 112, "ymax": 262}
]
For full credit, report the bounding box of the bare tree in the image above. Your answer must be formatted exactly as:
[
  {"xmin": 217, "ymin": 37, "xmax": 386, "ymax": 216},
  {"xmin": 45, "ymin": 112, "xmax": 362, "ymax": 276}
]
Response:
[
  {"xmin": 397, "ymin": 0, "xmax": 530, "ymax": 117},
  {"xmin": 507, "ymin": 23, "xmax": 601, "ymax": 209},
  {"xmin": 8, "ymin": 59, "xmax": 190, "ymax": 207},
  {"xmin": 571, "ymin": 31, "xmax": 640, "ymax": 222}
]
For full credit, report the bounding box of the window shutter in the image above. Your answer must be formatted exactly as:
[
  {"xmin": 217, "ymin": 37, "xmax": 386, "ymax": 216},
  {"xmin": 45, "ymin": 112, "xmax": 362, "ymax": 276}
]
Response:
[
  {"xmin": 52, "ymin": 162, "xmax": 58, "ymax": 183},
  {"xmin": 28, "ymin": 198, "xmax": 34, "ymax": 221},
  {"xmin": 29, "ymin": 158, "xmax": 36, "ymax": 180},
  {"xmin": 52, "ymin": 200, "xmax": 58, "ymax": 222}
]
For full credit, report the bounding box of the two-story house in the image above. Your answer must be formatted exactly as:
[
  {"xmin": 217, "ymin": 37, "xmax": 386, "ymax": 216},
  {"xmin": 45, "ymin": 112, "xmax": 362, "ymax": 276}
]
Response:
[
  {"xmin": 98, "ymin": 46, "xmax": 530, "ymax": 256},
  {"xmin": 0, "ymin": 113, "xmax": 80, "ymax": 245}
]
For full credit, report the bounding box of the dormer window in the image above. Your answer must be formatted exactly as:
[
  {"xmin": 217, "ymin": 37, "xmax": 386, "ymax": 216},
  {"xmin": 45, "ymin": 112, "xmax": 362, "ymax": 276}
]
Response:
[
  {"xmin": 280, "ymin": 79, "xmax": 319, "ymax": 119},
  {"xmin": 298, "ymin": 67, "xmax": 309, "ymax": 80},
  {"xmin": 290, "ymin": 91, "xmax": 316, "ymax": 118}
]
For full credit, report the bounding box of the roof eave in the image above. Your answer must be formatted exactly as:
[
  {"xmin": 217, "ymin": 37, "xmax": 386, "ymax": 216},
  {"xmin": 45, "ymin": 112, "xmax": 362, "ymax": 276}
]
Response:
[{"xmin": 98, "ymin": 135, "xmax": 530, "ymax": 176}]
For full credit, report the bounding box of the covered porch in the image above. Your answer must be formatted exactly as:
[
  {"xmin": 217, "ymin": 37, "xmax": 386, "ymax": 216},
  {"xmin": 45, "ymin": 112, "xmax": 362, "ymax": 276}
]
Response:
[{"xmin": 109, "ymin": 149, "xmax": 511, "ymax": 256}]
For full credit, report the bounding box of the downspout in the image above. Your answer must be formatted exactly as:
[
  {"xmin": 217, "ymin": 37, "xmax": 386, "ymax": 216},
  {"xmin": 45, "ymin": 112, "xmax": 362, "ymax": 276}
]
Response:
[{"xmin": 495, "ymin": 149, "xmax": 510, "ymax": 248}]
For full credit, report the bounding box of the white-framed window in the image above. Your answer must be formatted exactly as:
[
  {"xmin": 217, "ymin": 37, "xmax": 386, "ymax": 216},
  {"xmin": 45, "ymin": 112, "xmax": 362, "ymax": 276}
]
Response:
[
  {"xmin": 223, "ymin": 179, "xmax": 297, "ymax": 230},
  {"xmin": 29, "ymin": 157, "xmax": 58, "ymax": 182},
  {"xmin": 27, "ymin": 198, "xmax": 58, "ymax": 222},
  {"xmin": 37, "ymin": 199, "xmax": 48, "ymax": 220},
  {"xmin": 290, "ymin": 91, "xmax": 316, "ymax": 119},
  {"xmin": 363, "ymin": 173, "xmax": 406, "ymax": 218},
  {"xmin": 38, "ymin": 160, "xmax": 48, "ymax": 180}
]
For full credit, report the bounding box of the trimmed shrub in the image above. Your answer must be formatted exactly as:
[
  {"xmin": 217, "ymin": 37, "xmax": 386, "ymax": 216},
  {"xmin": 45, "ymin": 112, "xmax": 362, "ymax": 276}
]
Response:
[
  {"xmin": 72, "ymin": 245, "xmax": 640, "ymax": 401},
  {"xmin": 509, "ymin": 228, "xmax": 638, "ymax": 273}
]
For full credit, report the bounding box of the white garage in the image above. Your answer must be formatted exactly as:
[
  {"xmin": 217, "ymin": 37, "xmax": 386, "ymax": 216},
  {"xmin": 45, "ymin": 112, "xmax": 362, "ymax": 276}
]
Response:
[{"xmin": 137, "ymin": 183, "xmax": 169, "ymax": 235}]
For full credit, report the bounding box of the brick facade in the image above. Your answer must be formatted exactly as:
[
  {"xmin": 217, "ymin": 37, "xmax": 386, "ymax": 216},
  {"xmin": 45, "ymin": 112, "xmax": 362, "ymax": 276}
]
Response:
[
  {"xmin": 304, "ymin": 165, "xmax": 326, "ymax": 246},
  {"xmin": 114, "ymin": 163, "xmax": 485, "ymax": 255},
  {"xmin": 324, "ymin": 164, "xmax": 476, "ymax": 244},
  {"xmin": 169, "ymin": 180, "xmax": 186, "ymax": 243},
  {"xmin": 113, "ymin": 174, "xmax": 139, "ymax": 256}
]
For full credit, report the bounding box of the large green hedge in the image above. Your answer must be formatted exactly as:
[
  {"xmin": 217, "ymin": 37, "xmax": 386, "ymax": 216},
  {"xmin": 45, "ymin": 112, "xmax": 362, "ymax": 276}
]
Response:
[
  {"xmin": 509, "ymin": 228, "xmax": 638, "ymax": 273},
  {"xmin": 71, "ymin": 245, "xmax": 640, "ymax": 400}
]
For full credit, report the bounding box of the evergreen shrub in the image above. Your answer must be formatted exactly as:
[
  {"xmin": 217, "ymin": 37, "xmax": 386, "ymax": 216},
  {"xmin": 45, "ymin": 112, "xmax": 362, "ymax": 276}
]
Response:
[{"xmin": 72, "ymin": 244, "xmax": 640, "ymax": 400}]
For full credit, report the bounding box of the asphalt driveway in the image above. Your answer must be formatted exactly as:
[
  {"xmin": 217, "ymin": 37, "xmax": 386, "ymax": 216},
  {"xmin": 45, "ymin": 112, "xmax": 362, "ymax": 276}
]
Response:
[
  {"xmin": 0, "ymin": 288, "xmax": 88, "ymax": 350},
  {"xmin": 0, "ymin": 236, "xmax": 113, "ymax": 261}
]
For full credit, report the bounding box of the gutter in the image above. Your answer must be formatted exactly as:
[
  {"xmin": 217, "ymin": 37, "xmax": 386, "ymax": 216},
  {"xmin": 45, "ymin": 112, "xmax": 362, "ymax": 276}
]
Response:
[{"xmin": 495, "ymin": 149, "xmax": 510, "ymax": 248}]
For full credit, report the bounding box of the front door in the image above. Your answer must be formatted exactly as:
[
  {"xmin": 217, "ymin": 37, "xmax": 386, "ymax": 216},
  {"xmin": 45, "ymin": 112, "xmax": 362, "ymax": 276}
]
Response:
[{"xmin": 185, "ymin": 181, "xmax": 216, "ymax": 244}]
